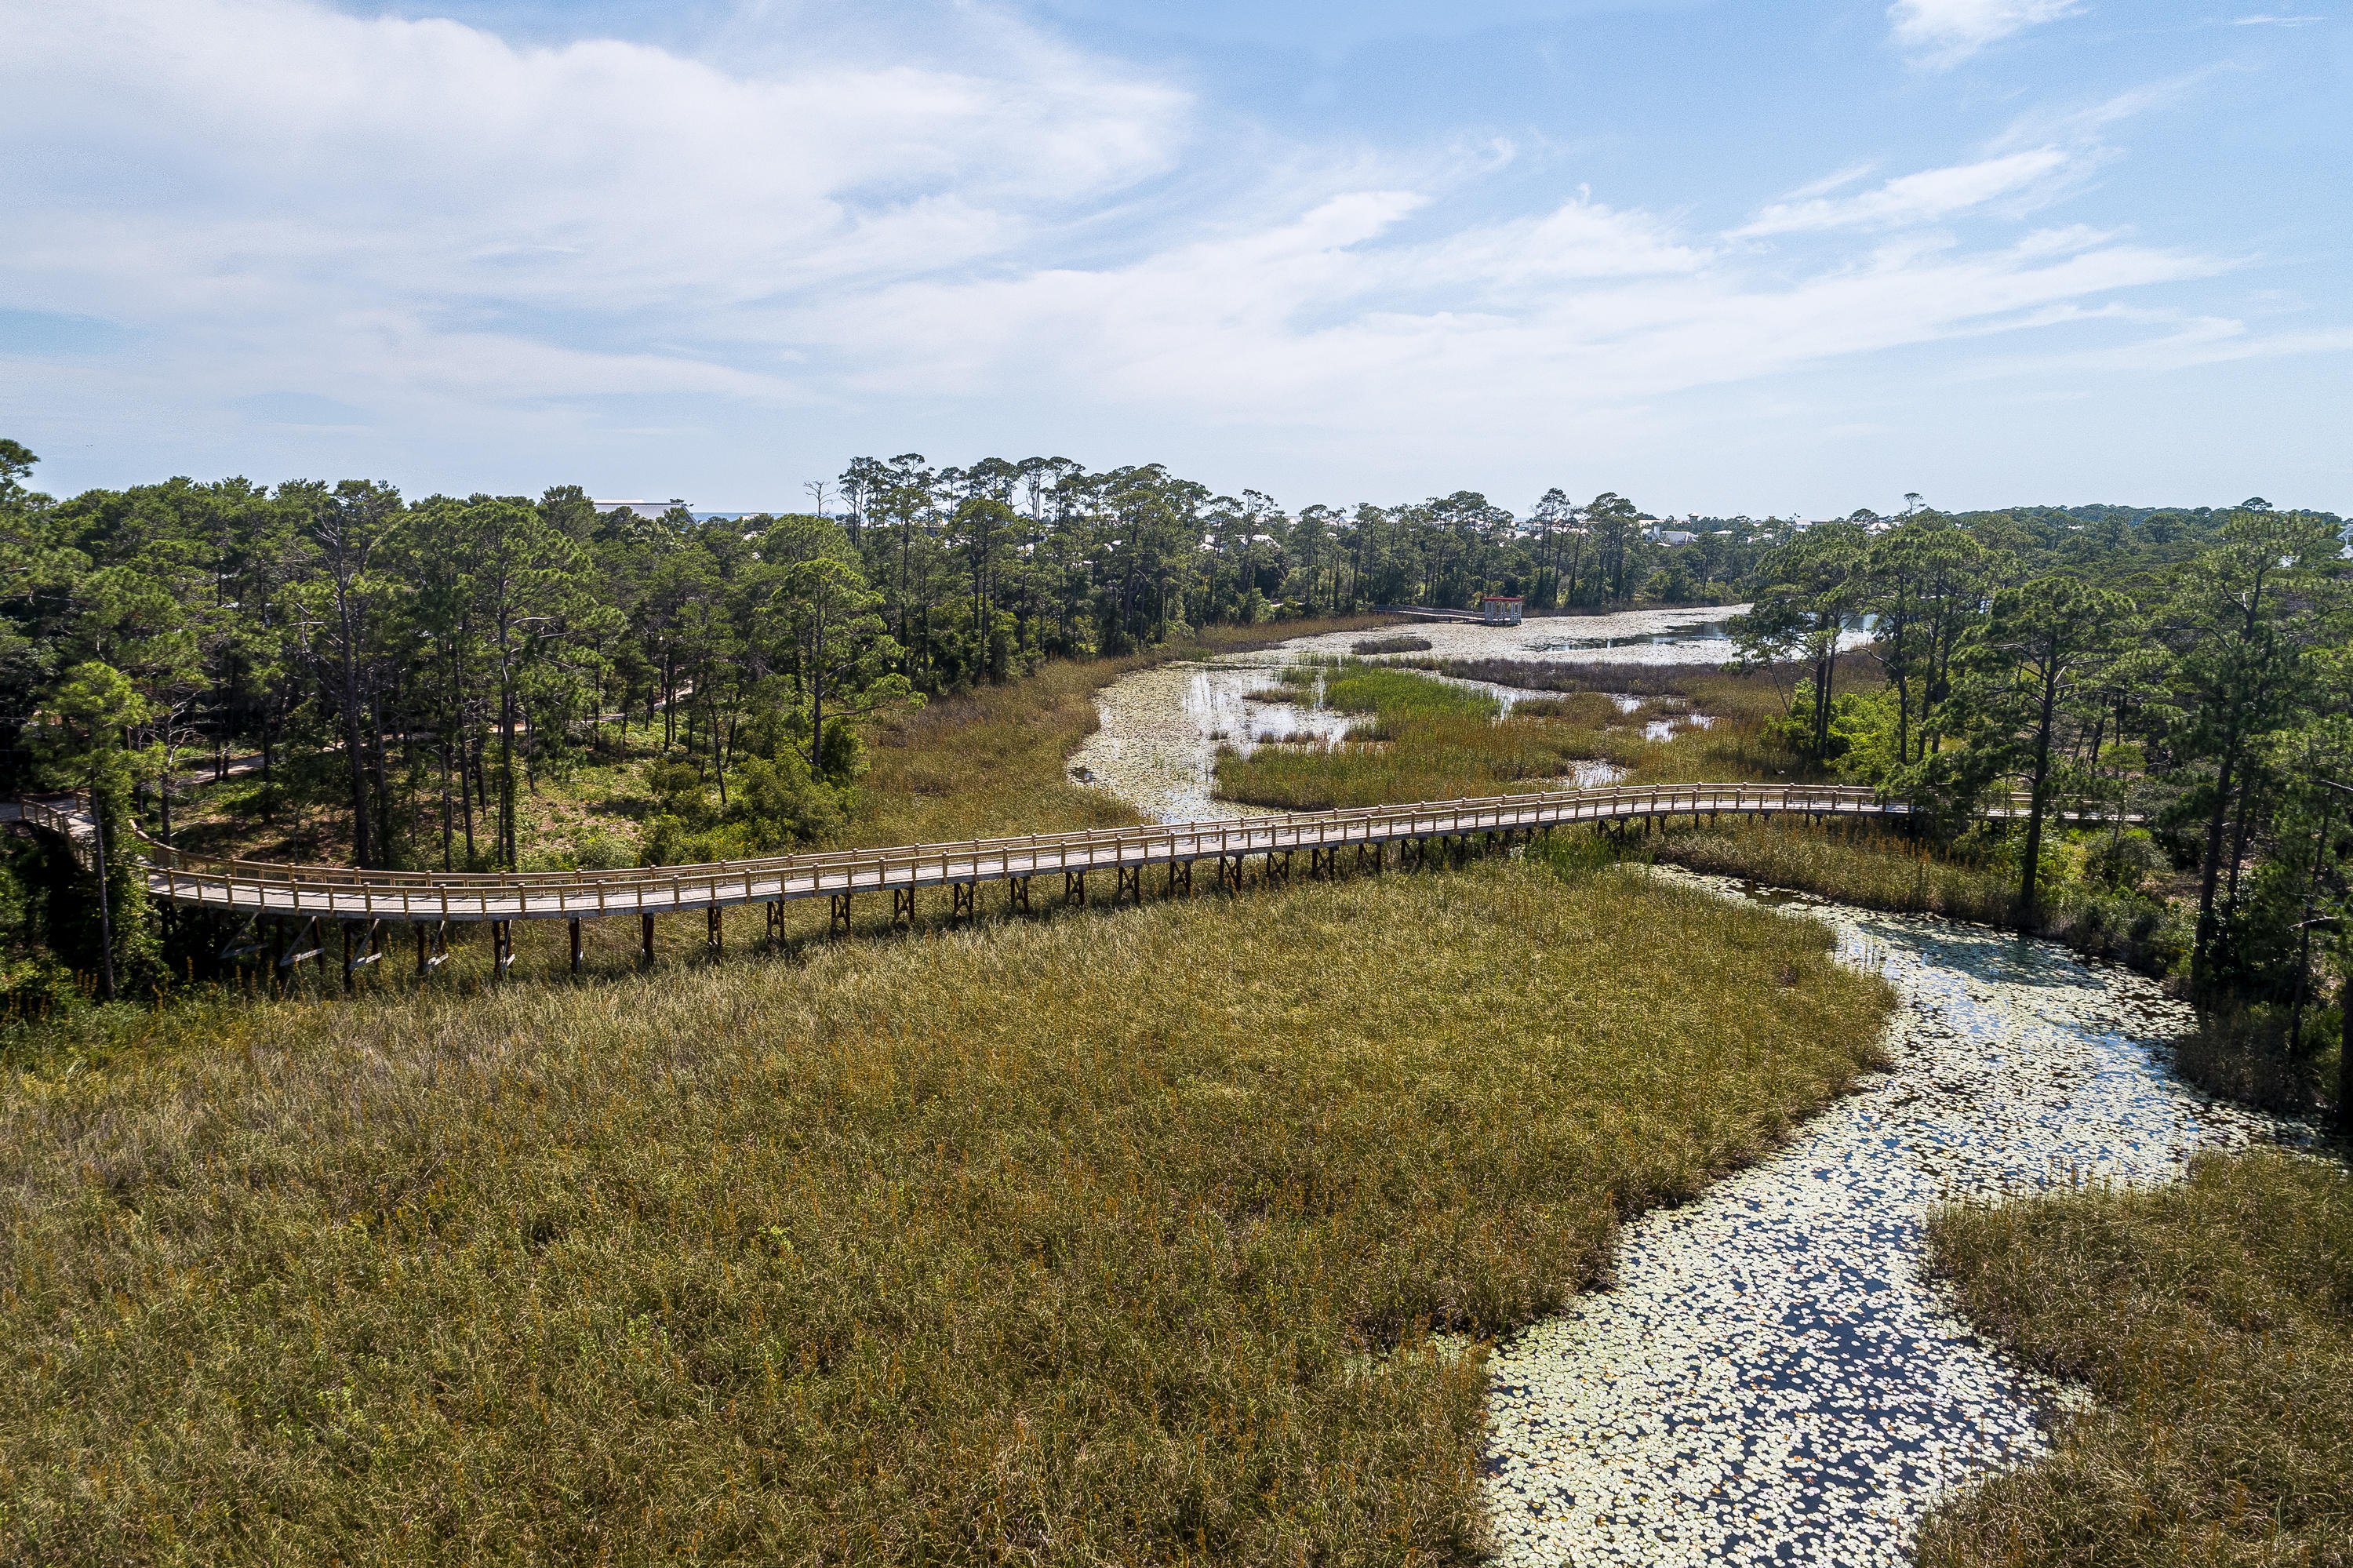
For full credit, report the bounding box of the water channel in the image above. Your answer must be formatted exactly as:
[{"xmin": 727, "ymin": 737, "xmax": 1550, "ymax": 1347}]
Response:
[
  {"xmin": 1067, "ymin": 606, "xmax": 1761, "ymax": 822},
  {"xmin": 1071, "ymin": 613, "xmax": 2311, "ymax": 1566}
]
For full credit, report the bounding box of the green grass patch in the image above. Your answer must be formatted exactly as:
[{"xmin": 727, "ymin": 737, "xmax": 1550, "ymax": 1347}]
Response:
[
  {"xmin": 1217, "ymin": 660, "xmax": 1833, "ymax": 812},
  {"xmin": 1640, "ymin": 819, "xmax": 2193, "ymax": 978},
  {"xmin": 1645, "ymin": 818, "xmax": 2019, "ymax": 922},
  {"xmin": 1918, "ymin": 1151, "xmax": 2353, "ymax": 1568},
  {"xmin": 1216, "ymin": 718, "xmax": 1642, "ymax": 811},
  {"xmin": 1217, "ymin": 664, "xmax": 1643, "ymax": 811},
  {"xmin": 0, "ymin": 862, "xmax": 1892, "ymax": 1563},
  {"xmin": 1276, "ymin": 660, "xmax": 1499, "ymax": 735}
]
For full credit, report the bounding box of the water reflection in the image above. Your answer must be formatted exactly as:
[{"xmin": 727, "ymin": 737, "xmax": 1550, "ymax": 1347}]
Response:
[
  {"xmin": 1486, "ymin": 871, "xmax": 2308, "ymax": 1566},
  {"xmin": 1068, "ymin": 609, "xmax": 1779, "ymax": 824}
]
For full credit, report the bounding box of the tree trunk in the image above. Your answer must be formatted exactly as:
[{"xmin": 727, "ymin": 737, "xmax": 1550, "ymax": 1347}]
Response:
[
  {"xmin": 2191, "ymin": 740, "xmax": 2239, "ymax": 995},
  {"xmin": 2018, "ymin": 660, "xmax": 2060, "ymax": 914}
]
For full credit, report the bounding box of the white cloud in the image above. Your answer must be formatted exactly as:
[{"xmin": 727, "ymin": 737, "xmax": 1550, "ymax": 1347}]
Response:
[
  {"xmin": 0, "ymin": 0, "xmax": 2328, "ymax": 499},
  {"xmin": 1889, "ymin": 0, "xmax": 2082, "ymax": 64},
  {"xmin": 1737, "ymin": 148, "xmax": 2074, "ymax": 235},
  {"xmin": 791, "ymin": 198, "xmax": 2224, "ymax": 448},
  {"xmin": 0, "ymin": 0, "xmax": 1187, "ymax": 407}
]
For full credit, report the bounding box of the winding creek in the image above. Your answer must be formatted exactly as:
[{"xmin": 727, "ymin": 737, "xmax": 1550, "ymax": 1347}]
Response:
[
  {"xmin": 1071, "ymin": 611, "xmax": 2312, "ymax": 1566},
  {"xmin": 1067, "ymin": 606, "xmax": 1756, "ymax": 821}
]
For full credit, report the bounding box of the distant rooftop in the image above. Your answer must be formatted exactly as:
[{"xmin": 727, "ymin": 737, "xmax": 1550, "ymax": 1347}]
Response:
[{"xmin": 590, "ymin": 497, "xmax": 687, "ymax": 514}]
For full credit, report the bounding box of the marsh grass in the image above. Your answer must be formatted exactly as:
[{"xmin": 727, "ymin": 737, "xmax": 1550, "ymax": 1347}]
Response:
[
  {"xmin": 1642, "ymin": 818, "xmax": 2019, "ymax": 922},
  {"xmin": 1214, "ymin": 659, "xmax": 1818, "ymax": 811},
  {"xmin": 0, "ymin": 861, "xmax": 1893, "ymax": 1563},
  {"xmin": 2174, "ymin": 1002, "xmax": 2344, "ymax": 1119},
  {"xmin": 1216, "ymin": 718, "xmax": 1644, "ymax": 810},
  {"xmin": 1918, "ymin": 1151, "xmax": 2353, "ymax": 1568},
  {"xmin": 1639, "ymin": 818, "xmax": 2192, "ymax": 976}
]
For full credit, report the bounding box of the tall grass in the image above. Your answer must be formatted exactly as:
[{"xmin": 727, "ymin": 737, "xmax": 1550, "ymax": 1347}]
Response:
[
  {"xmin": 1642, "ymin": 817, "xmax": 2019, "ymax": 922},
  {"xmin": 1640, "ymin": 818, "xmax": 2193, "ymax": 975},
  {"xmin": 1216, "ymin": 660, "xmax": 1814, "ymax": 811},
  {"xmin": 0, "ymin": 862, "xmax": 1893, "ymax": 1563},
  {"xmin": 2173, "ymin": 1002, "xmax": 2344, "ymax": 1118},
  {"xmin": 1216, "ymin": 718, "xmax": 1642, "ymax": 811},
  {"xmin": 1286, "ymin": 662, "xmax": 1500, "ymax": 733},
  {"xmin": 1919, "ymin": 1151, "xmax": 2353, "ymax": 1567},
  {"xmin": 843, "ymin": 620, "xmax": 1398, "ymax": 846}
]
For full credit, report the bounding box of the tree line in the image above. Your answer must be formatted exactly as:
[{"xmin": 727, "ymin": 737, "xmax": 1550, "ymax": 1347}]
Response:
[
  {"xmin": 0, "ymin": 441, "xmax": 1780, "ymax": 882},
  {"xmin": 1731, "ymin": 500, "xmax": 2352, "ymax": 1017},
  {"xmin": 3, "ymin": 429, "xmax": 2343, "ymax": 1021}
]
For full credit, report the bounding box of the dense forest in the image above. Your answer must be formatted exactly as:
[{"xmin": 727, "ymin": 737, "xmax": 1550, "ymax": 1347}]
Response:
[
  {"xmin": 1, "ymin": 435, "xmax": 2347, "ymax": 1050},
  {"xmin": 1726, "ymin": 504, "xmax": 2351, "ymax": 1030}
]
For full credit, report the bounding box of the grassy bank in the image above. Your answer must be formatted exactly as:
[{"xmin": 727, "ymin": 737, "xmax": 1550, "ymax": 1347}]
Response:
[
  {"xmin": 1918, "ymin": 1151, "xmax": 2353, "ymax": 1568},
  {"xmin": 0, "ymin": 861, "xmax": 1891, "ymax": 1563},
  {"xmin": 1635, "ymin": 817, "xmax": 2191, "ymax": 975},
  {"xmin": 851, "ymin": 618, "xmax": 1404, "ymax": 843},
  {"xmin": 1215, "ymin": 664, "xmax": 1656, "ymax": 810},
  {"xmin": 1213, "ymin": 658, "xmax": 1833, "ymax": 812}
]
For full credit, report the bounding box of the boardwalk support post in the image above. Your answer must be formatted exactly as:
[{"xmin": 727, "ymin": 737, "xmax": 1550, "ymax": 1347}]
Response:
[
  {"xmin": 708, "ymin": 904, "xmax": 722, "ymax": 955},
  {"xmin": 1008, "ymin": 877, "xmax": 1030, "ymax": 915},
  {"xmin": 953, "ymin": 882, "xmax": 976, "ymax": 919},
  {"xmin": 1064, "ymin": 871, "xmax": 1086, "ymax": 908},
  {"xmin": 642, "ymin": 912, "xmax": 656, "ymax": 965},
  {"xmin": 1116, "ymin": 865, "xmax": 1140, "ymax": 903},
  {"xmin": 569, "ymin": 916, "xmax": 583, "ymax": 974},
  {"xmin": 829, "ymin": 893, "xmax": 852, "ymax": 935},
  {"xmin": 893, "ymin": 886, "xmax": 916, "ymax": 926}
]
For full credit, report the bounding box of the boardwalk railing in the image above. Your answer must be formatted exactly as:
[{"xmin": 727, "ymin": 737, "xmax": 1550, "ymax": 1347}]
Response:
[{"xmin": 7, "ymin": 782, "xmax": 1991, "ymax": 925}]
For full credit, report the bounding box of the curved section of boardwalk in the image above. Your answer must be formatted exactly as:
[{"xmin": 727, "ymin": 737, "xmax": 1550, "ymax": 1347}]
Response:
[{"xmin": 13, "ymin": 784, "xmax": 1930, "ymax": 924}]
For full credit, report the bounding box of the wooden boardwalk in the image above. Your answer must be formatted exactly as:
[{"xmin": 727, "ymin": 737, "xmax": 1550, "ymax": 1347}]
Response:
[
  {"xmin": 8, "ymin": 784, "xmax": 2108, "ymax": 978},
  {"xmin": 14, "ymin": 781, "xmax": 1980, "ymax": 926}
]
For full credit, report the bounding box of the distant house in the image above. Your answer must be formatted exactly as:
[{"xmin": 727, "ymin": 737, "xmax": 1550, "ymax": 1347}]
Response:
[
  {"xmin": 1480, "ymin": 595, "xmax": 1524, "ymax": 626},
  {"xmin": 1654, "ymin": 529, "xmax": 1698, "ymax": 546},
  {"xmin": 591, "ymin": 497, "xmax": 688, "ymax": 515}
]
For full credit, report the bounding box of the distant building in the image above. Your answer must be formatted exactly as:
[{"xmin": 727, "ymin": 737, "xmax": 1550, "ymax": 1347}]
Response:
[
  {"xmin": 1654, "ymin": 529, "xmax": 1698, "ymax": 546},
  {"xmin": 1481, "ymin": 595, "xmax": 1525, "ymax": 626},
  {"xmin": 591, "ymin": 497, "xmax": 688, "ymax": 515}
]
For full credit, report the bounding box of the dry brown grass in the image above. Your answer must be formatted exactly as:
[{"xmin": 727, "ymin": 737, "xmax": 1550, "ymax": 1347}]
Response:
[
  {"xmin": 1920, "ymin": 1150, "xmax": 2353, "ymax": 1568},
  {"xmin": 0, "ymin": 860, "xmax": 1893, "ymax": 1563}
]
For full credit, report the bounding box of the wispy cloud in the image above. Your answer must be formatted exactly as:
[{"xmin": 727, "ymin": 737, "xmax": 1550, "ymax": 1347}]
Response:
[
  {"xmin": 1736, "ymin": 148, "xmax": 2074, "ymax": 235},
  {"xmin": 0, "ymin": 0, "xmax": 1189, "ymax": 409},
  {"xmin": 2230, "ymin": 12, "xmax": 2326, "ymax": 23},
  {"xmin": 795, "ymin": 198, "xmax": 2224, "ymax": 447},
  {"xmin": 0, "ymin": 0, "xmax": 2336, "ymax": 503},
  {"xmin": 1889, "ymin": 0, "xmax": 2082, "ymax": 64}
]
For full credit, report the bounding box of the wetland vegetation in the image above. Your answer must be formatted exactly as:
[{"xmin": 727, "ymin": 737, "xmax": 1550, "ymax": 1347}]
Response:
[
  {"xmin": 3, "ymin": 430, "xmax": 2351, "ymax": 1561},
  {"xmin": 0, "ymin": 859, "xmax": 1893, "ymax": 1563},
  {"xmin": 1920, "ymin": 1150, "xmax": 2353, "ymax": 1567}
]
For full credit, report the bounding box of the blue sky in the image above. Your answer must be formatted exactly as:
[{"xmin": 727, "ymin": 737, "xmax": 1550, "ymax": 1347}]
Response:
[{"xmin": 1, "ymin": 0, "xmax": 2346, "ymax": 517}]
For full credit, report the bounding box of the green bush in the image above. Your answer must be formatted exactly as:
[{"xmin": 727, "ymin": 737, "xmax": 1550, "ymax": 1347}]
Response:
[{"xmin": 639, "ymin": 749, "xmax": 848, "ymax": 864}]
